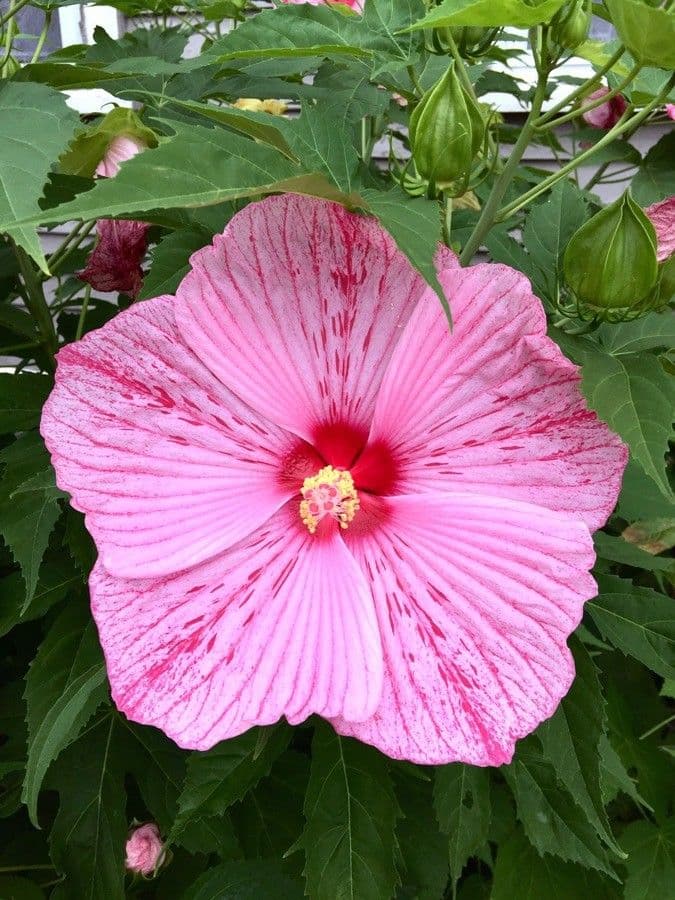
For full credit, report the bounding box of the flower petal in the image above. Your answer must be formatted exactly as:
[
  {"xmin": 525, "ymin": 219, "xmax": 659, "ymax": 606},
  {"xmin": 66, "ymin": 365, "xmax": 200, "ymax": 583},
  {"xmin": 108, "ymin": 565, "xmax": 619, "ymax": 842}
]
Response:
[
  {"xmin": 334, "ymin": 493, "xmax": 597, "ymax": 766},
  {"xmin": 365, "ymin": 262, "xmax": 627, "ymax": 530},
  {"xmin": 645, "ymin": 196, "xmax": 675, "ymax": 262},
  {"xmin": 91, "ymin": 505, "xmax": 383, "ymax": 749},
  {"xmin": 79, "ymin": 219, "xmax": 148, "ymax": 298},
  {"xmin": 41, "ymin": 295, "xmax": 298, "ymax": 578},
  {"xmin": 175, "ymin": 194, "xmax": 424, "ymax": 444}
]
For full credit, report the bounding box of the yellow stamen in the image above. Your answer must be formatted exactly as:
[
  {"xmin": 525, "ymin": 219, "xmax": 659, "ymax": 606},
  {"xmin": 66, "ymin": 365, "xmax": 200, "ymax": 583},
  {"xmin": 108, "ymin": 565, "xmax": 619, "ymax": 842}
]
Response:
[{"xmin": 300, "ymin": 465, "xmax": 360, "ymax": 534}]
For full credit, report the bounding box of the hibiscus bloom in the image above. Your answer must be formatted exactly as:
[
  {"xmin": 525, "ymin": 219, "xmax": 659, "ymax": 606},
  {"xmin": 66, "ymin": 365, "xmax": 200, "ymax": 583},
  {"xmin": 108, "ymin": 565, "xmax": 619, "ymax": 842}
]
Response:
[
  {"xmin": 41, "ymin": 195, "xmax": 626, "ymax": 765},
  {"xmin": 645, "ymin": 196, "xmax": 675, "ymax": 262},
  {"xmin": 581, "ymin": 86, "xmax": 627, "ymax": 129}
]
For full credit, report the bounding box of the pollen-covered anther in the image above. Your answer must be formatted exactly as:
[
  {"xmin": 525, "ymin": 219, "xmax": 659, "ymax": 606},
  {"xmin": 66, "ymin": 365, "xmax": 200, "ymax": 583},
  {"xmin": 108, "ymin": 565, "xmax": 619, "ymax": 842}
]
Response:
[{"xmin": 300, "ymin": 465, "xmax": 360, "ymax": 534}]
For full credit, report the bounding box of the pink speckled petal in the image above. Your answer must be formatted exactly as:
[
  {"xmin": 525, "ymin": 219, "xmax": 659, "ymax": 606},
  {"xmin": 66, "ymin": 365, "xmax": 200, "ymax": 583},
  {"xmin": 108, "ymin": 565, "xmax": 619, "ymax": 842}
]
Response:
[
  {"xmin": 175, "ymin": 194, "xmax": 424, "ymax": 445},
  {"xmin": 368, "ymin": 263, "xmax": 627, "ymax": 530},
  {"xmin": 41, "ymin": 295, "xmax": 297, "ymax": 578},
  {"xmin": 96, "ymin": 134, "xmax": 147, "ymax": 178},
  {"xmin": 645, "ymin": 196, "xmax": 675, "ymax": 262},
  {"xmin": 334, "ymin": 492, "xmax": 597, "ymax": 766},
  {"xmin": 91, "ymin": 505, "xmax": 383, "ymax": 749}
]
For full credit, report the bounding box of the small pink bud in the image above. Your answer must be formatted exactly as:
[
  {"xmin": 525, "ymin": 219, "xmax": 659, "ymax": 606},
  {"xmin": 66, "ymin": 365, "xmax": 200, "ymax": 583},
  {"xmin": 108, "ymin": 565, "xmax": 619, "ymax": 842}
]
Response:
[
  {"xmin": 581, "ymin": 87, "xmax": 627, "ymax": 130},
  {"xmin": 125, "ymin": 823, "xmax": 164, "ymax": 876},
  {"xmin": 665, "ymin": 104, "xmax": 675, "ymax": 121},
  {"xmin": 79, "ymin": 219, "xmax": 149, "ymax": 298},
  {"xmin": 96, "ymin": 134, "xmax": 147, "ymax": 178}
]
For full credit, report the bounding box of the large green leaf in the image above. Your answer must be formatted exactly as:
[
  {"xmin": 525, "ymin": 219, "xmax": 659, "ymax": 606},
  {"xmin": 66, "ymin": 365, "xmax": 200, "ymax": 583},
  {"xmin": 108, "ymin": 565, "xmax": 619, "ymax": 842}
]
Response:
[
  {"xmin": 407, "ymin": 0, "xmax": 567, "ymax": 32},
  {"xmin": 48, "ymin": 716, "xmax": 126, "ymax": 900},
  {"xmin": 302, "ymin": 723, "xmax": 399, "ymax": 900},
  {"xmin": 587, "ymin": 575, "xmax": 675, "ymax": 679},
  {"xmin": 504, "ymin": 738, "xmax": 613, "ymax": 875},
  {"xmin": 22, "ymin": 604, "xmax": 107, "ymax": 826},
  {"xmin": 171, "ymin": 725, "xmax": 291, "ymax": 843},
  {"xmin": 139, "ymin": 227, "xmax": 211, "ymax": 301},
  {"xmin": 0, "ymin": 373, "xmax": 51, "ymax": 433},
  {"xmin": 593, "ymin": 532, "xmax": 674, "ymax": 573},
  {"xmin": 621, "ymin": 819, "xmax": 675, "ymax": 900},
  {"xmin": 120, "ymin": 722, "xmax": 187, "ymax": 833},
  {"xmin": 597, "ymin": 312, "xmax": 675, "ymax": 355},
  {"xmin": 491, "ymin": 829, "xmax": 618, "ymax": 900},
  {"xmin": 631, "ymin": 131, "xmax": 675, "ymax": 206},
  {"xmin": 605, "ymin": 0, "xmax": 675, "ymax": 69},
  {"xmin": 0, "ymin": 433, "xmax": 64, "ymax": 605},
  {"xmin": 395, "ymin": 776, "xmax": 449, "ymax": 900},
  {"xmin": 537, "ymin": 639, "xmax": 622, "ymax": 856},
  {"xmin": 181, "ymin": 861, "xmax": 304, "ymax": 900},
  {"xmin": 433, "ymin": 764, "xmax": 491, "ymax": 886},
  {"xmin": 0, "ymin": 82, "xmax": 79, "ymax": 273}
]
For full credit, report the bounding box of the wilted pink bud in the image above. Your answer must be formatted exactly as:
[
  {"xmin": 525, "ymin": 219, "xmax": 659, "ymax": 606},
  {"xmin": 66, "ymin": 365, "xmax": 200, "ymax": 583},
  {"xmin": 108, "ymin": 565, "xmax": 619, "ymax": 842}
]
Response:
[
  {"xmin": 666, "ymin": 104, "xmax": 675, "ymax": 121},
  {"xmin": 645, "ymin": 196, "xmax": 675, "ymax": 262},
  {"xmin": 96, "ymin": 134, "xmax": 147, "ymax": 178},
  {"xmin": 581, "ymin": 87, "xmax": 627, "ymax": 129},
  {"xmin": 125, "ymin": 823, "xmax": 164, "ymax": 876},
  {"xmin": 79, "ymin": 219, "xmax": 149, "ymax": 297}
]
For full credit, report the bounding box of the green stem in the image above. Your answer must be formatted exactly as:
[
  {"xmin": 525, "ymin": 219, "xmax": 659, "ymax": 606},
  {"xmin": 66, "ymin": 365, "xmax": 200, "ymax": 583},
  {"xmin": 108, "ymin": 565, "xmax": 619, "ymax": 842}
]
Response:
[
  {"xmin": 75, "ymin": 284, "xmax": 91, "ymax": 341},
  {"xmin": 12, "ymin": 242, "xmax": 57, "ymax": 370},
  {"xmin": 30, "ymin": 9, "xmax": 51, "ymax": 64},
  {"xmin": 639, "ymin": 713, "xmax": 675, "ymax": 741},
  {"xmin": 0, "ymin": 865, "xmax": 55, "ymax": 873},
  {"xmin": 443, "ymin": 29, "xmax": 479, "ymax": 102},
  {"xmin": 0, "ymin": 340, "xmax": 41, "ymax": 354},
  {"xmin": 442, "ymin": 193, "xmax": 453, "ymax": 247},
  {"xmin": 535, "ymin": 45, "xmax": 625, "ymax": 124},
  {"xmin": 0, "ymin": 0, "xmax": 31, "ymax": 30},
  {"xmin": 459, "ymin": 45, "xmax": 549, "ymax": 265},
  {"xmin": 406, "ymin": 64, "xmax": 423, "ymax": 98},
  {"xmin": 497, "ymin": 75, "xmax": 675, "ymax": 222},
  {"xmin": 537, "ymin": 62, "xmax": 642, "ymax": 131},
  {"xmin": 48, "ymin": 220, "xmax": 96, "ymax": 277}
]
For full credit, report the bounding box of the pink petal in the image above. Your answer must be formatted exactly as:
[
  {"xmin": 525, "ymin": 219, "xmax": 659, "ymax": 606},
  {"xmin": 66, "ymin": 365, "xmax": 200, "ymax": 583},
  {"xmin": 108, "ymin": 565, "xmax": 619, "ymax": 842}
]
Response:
[
  {"xmin": 333, "ymin": 492, "xmax": 597, "ymax": 766},
  {"xmin": 96, "ymin": 134, "xmax": 147, "ymax": 178},
  {"xmin": 91, "ymin": 505, "xmax": 383, "ymax": 749},
  {"xmin": 41, "ymin": 295, "xmax": 299, "ymax": 578},
  {"xmin": 365, "ymin": 263, "xmax": 627, "ymax": 530},
  {"xmin": 645, "ymin": 196, "xmax": 675, "ymax": 262},
  {"xmin": 175, "ymin": 194, "xmax": 425, "ymax": 447},
  {"xmin": 581, "ymin": 87, "xmax": 627, "ymax": 130},
  {"xmin": 79, "ymin": 219, "xmax": 149, "ymax": 298}
]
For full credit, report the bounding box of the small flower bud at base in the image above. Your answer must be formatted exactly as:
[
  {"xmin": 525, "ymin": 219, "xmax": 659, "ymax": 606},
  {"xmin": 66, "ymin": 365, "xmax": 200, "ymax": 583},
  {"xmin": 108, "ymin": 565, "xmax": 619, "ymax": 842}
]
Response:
[{"xmin": 125, "ymin": 823, "xmax": 165, "ymax": 877}]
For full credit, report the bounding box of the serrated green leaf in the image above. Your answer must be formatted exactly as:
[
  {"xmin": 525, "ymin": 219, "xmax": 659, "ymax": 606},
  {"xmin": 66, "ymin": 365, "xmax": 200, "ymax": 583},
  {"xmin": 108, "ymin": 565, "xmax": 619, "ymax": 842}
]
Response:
[
  {"xmin": 171, "ymin": 725, "xmax": 291, "ymax": 843},
  {"xmin": 617, "ymin": 460, "xmax": 675, "ymax": 522},
  {"xmin": 622, "ymin": 518, "xmax": 675, "ymax": 556},
  {"xmin": 537, "ymin": 639, "xmax": 622, "ymax": 856},
  {"xmin": 139, "ymin": 227, "xmax": 211, "ymax": 301},
  {"xmin": 0, "ymin": 550, "xmax": 82, "ymax": 638},
  {"xmin": 0, "ymin": 433, "xmax": 64, "ymax": 605},
  {"xmin": 302, "ymin": 722, "xmax": 399, "ymax": 900},
  {"xmin": 181, "ymin": 860, "xmax": 304, "ymax": 900},
  {"xmin": 631, "ymin": 131, "xmax": 675, "ymax": 206},
  {"xmin": 598, "ymin": 734, "xmax": 650, "ymax": 811},
  {"xmin": 0, "ymin": 373, "xmax": 51, "ymax": 433},
  {"xmin": 47, "ymin": 716, "xmax": 126, "ymax": 900},
  {"xmin": 433, "ymin": 764, "xmax": 490, "ymax": 885},
  {"xmin": 621, "ymin": 819, "xmax": 675, "ymax": 900},
  {"xmin": 395, "ymin": 776, "xmax": 449, "ymax": 900},
  {"xmin": 491, "ymin": 829, "xmax": 619, "ymax": 900},
  {"xmin": 22, "ymin": 603, "xmax": 107, "ymax": 826},
  {"xmin": 504, "ymin": 738, "xmax": 614, "ymax": 875},
  {"xmin": 407, "ymin": 0, "xmax": 567, "ymax": 32},
  {"xmin": 597, "ymin": 312, "xmax": 675, "ymax": 355},
  {"xmin": 594, "ymin": 533, "xmax": 674, "ymax": 573},
  {"xmin": 120, "ymin": 722, "xmax": 186, "ymax": 833},
  {"xmin": 587, "ymin": 576, "xmax": 675, "ymax": 679},
  {"xmin": 0, "ymin": 82, "xmax": 80, "ymax": 273}
]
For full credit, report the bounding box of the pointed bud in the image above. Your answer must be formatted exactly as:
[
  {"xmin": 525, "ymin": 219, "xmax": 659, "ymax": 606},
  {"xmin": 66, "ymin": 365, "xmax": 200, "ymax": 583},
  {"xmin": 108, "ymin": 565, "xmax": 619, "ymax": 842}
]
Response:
[
  {"xmin": 564, "ymin": 191, "xmax": 659, "ymax": 311},
  {"xmin": 79, "ymin": 220, "xmax": 149, "ymax": 299},
  {"xmin": 409, "ymin": 62, "xmax": 486, "ymax": 194},
  {"xmin": 552, "ymin": 0, "xmax": 591, "ymax": 50}
]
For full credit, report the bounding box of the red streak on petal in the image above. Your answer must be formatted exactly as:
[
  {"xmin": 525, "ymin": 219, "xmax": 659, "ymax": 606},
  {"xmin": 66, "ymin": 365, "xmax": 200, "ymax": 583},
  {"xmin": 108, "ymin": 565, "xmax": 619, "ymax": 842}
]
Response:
[
  {"xmin": 352, "ymin": 439, "xmax": 399, "ymax": 496},
  {"xmin": 347, "ymin": 493, "xmax": 392, "ymax": 541},
  {"xmin": 278, "ymin": 440, "xmax": 324, "ymax": 492}
]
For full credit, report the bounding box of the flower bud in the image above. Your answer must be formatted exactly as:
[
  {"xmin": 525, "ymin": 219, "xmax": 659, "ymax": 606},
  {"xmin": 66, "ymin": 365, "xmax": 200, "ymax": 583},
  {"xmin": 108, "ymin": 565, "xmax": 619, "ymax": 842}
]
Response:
[
  {"xmin": 125, "ymin": 823, "xmax": 165, "ymax": 877},
  {"xmin": 563, "ymin": 192, "xmax": 659, "ymax": 311},
  {"xmin": 552, "ymin": 0, "xmax": 591, "ymax": 50},
  {"xmin": 581, "ymin": 86, "xmax": 627, "ymax": 130},
  {"xmin": 409, "ymin": 62, "xmax": 485, "ymax": 193},
  {"xmin": 666, "ymin": 104, "xmax": 675, "ymax": 121}
]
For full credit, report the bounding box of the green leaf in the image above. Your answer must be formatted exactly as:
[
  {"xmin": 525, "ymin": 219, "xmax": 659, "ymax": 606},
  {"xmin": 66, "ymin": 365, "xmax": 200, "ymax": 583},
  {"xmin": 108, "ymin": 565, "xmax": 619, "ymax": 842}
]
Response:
[
  {"xmin": 597, "ymin": 312, "xmax": 675, "ymax": 355},
  {"xmin": 605, "ymin": 0, "xmax": 675, "ymax": 69},
  {"xmin": 0, "ymin": 433, "xmax": 64, "ymax": 605},
  {"xmin": 522, "ymin": 180, "xmax": 589, "ymax": 302},
  {"xmin": 139, "ymin": 227, "xmax": 211, "ymax": 300},
  {"xmin": 622, "ymin": 518, "xmax": 675, "ymax": 556},
  {"xmin": 537, "ymin": 639, "xmax": 622, "ymax": 856},
  {"xmin": 395, "ymin": 776, "xmax": 449, "ymax": 900},
  {"xmin": 631, "ymin": 131, "xmax": 675, "ymax": 206},
  {"xmin": 433, "ymin": 764, "xmax": 491, "ymax": 885},
  {"xmin": 48, "ymin": 716, "xmax": 126, "ymax": 900},
  {"xmin": 0, "ymin": 373, "xmax": 51, "ymax": 433},
  {"xmin": 617, "ymin": 460, "xmax": 675, "ymax": 522},
  {"xmin": 0, "ymin": 82, "xmax": 79, "ymax": 273},
  {"xmin": 0, "ymin": 551, "xmax": 81, "ymax": 638},
  {"xmin": 181, "ymin": 861, "xmax": 304, "ymax": 900},
  {"xmin": 598, "ymin": 734, "xmax": 650, "ymax": 810},
  {"xmin": 594, "ymin": 532, "xmax": 674, "ymax": 573},
  {"xmin": 302, "ymin": 722, "xmax": 399, "ymax": 900},
  {"xmin": 0, "ymin": 876, "xmax": 45, "ymax": 900},
  {"xmin": 491, "ymin": 829, "xmax": 618, "ymax": 900},
  {"xmin": 621, "ymin": 819, "xmax": 675, "ymax": 900},
  {"xmin": 359, "ymin": 185, "xmax": 448, "ymax": 318},
  {"xmin": 504, "ymin": 738, "xmax": 613, "ymax": 875},
  {"xmin": 22, "ymin": 603, "xmax": 107, "ymax": 826},
  {"xmin": 587, "ymin": 575, "xmax": 675, "ymax": 679},
  {"xmin": 171, "ymin": 725, "xmax": 292, "ymax": 842},
  {"xmin": 407, "ymin": 0, "xmax": 567, "ymax": 32},
  {"xmin": 120, "ymin": 722, "xmax": 187, "ymax": 832}
]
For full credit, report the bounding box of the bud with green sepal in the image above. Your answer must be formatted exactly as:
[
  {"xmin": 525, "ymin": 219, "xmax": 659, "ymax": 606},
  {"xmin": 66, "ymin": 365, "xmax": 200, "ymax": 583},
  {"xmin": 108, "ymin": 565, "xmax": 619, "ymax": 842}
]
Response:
[
  {"xmin": 551, "ymin": 0, "xmax": 591, "ymax": 51},
  {"xmin": 59, "ymin": 107, "xmax": 158, "ymax": 179},
  {"xmin": 409, "ymin": 62, "xmax": 486, "ymax": 196},
  {"xmin": 429, "ymin": 25, "xmax": 501, "ymax": 58},
  {"xmin": 563, "ymin": 191, "xmax": 660, "ymax": 320}
]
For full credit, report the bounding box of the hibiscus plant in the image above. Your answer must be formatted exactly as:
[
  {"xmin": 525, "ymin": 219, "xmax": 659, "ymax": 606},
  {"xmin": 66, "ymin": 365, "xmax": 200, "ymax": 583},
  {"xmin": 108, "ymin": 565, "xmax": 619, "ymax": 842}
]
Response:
[{"xmin": 0, "ymin": 0, "xmax": 673, "ymax": 897}]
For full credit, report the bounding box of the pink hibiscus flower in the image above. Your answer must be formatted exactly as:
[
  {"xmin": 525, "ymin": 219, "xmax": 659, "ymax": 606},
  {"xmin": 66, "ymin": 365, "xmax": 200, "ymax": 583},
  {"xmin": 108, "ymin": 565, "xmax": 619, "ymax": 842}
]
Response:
[
  {"xmin": 581, "ymin": 86, "xmax": 627, "ymax": 130},
  {"xmin": 282, "ymin": 0, "xmax": 363, "ymax": 9},
  {"xmin": 125, "ymin": 823, "xmax": 165, "ymax": 876},
  {"xmin": 41, "ymin": 195, "xmax": 626, "ymax": 765},
  {"xmin": 645, "ymin": 196, "xmax": 675, "ymax": 262}
]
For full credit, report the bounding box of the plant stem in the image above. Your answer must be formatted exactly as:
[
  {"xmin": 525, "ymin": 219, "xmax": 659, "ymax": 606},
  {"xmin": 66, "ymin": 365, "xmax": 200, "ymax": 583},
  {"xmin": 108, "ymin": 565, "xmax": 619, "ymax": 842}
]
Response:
[
  {"xmin": 459, "ymin": 36, "xmax": 549, "ymax": 265},
  {"xmin": 0, "ymin": 865, "xmax": 55, "ymax": 873},
  {"xmin": 48, "ymin": 220, "xmax": 96, "ymax": 277},
  {"xmin": 536, "ymin": 62, "xmax": 642, "ymax": 131},
  {"xmin": 75, "ymin": 284, "xmax": 91, "ymax": 341},
  {"xmin": 12, "ymin": 242, "xmax": 57, "ymax": 370},
  {"xmin": 535, "ymin": 45, "xmax": 625, "ymax": 124},
  {"xmin": 30, "ymin": 9, "xmax": 51, "ymax": 63},
  {"xmin": 442, "ymin": 193, "xmax": 453, "ymax": 247},
  {"xmin": 497, "ymin": 74, "xmax": 675, "ymax": 221},
  {"xmin": 443, "ymin": 29, "xmax": 479, "ymax": 102},
  {"xmin": 406, "ymin": 64, "xmax": 423, "ymax": 98},
  {"xmin": 0, "ymin": 0, "xmax": 31, "ymax": 30}
]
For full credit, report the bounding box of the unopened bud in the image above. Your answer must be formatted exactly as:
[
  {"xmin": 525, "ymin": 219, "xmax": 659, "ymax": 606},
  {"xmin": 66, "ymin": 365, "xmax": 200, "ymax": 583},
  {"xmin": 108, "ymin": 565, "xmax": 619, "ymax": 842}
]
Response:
[{"xmin": 125, "ymin": 823, "xmax": 165, "ymax": 877}]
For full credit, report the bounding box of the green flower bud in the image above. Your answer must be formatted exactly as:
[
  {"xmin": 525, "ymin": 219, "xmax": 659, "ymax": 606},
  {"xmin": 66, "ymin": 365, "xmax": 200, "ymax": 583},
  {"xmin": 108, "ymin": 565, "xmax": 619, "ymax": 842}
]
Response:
[
  {"xmin": 563, "ymin": 192, "xmax": 659, "ymax": 311},
  {"xmin": 552, "ymin": 0, "xmax": 591, "ymax": 50},
  {"xmin": 409, "ymin": 63, "xmax": 486, "ymax": 194}
]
